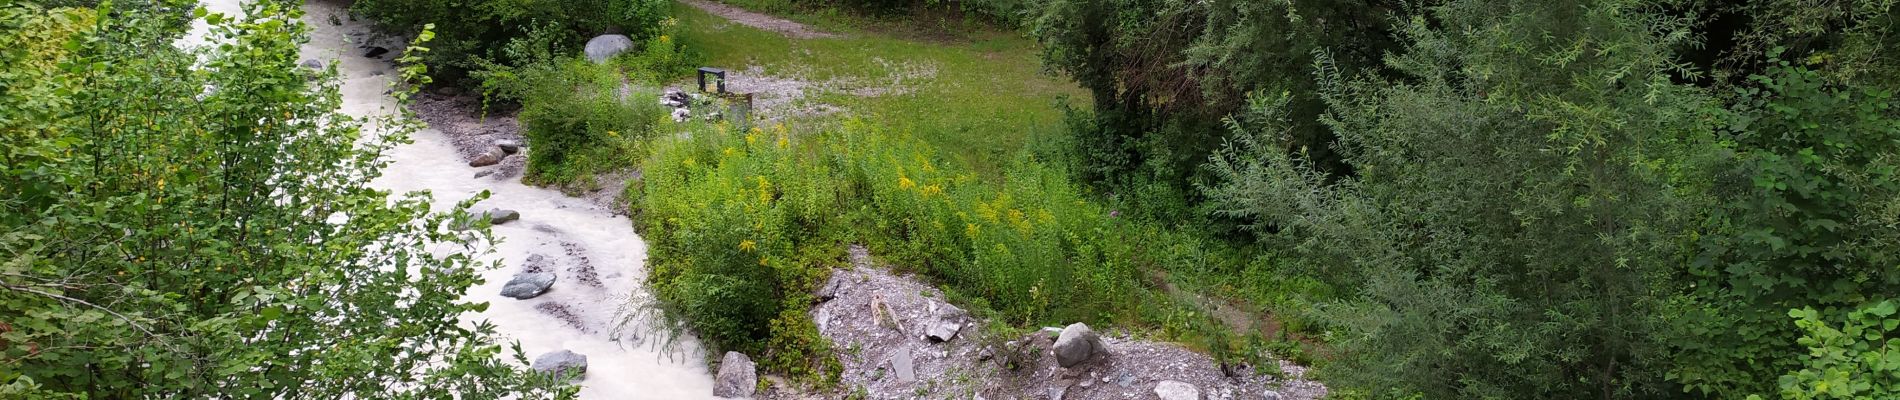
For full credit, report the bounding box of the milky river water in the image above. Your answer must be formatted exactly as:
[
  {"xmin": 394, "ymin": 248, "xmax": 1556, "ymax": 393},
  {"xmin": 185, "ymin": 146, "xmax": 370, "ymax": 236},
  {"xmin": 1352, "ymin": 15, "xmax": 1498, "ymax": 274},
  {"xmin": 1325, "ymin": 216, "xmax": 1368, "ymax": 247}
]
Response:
[{"xmin": 179, "ymin": 0, "xmax": 721, "ymax": 397}]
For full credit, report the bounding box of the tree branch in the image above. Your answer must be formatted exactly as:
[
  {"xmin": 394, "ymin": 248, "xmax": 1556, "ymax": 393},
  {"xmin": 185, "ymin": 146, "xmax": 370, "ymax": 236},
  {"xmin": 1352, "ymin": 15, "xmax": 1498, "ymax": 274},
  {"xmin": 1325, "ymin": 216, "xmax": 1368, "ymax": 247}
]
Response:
[{"xmin": 3, "ymin": 283, "xmax": 157, "ymax": 337}]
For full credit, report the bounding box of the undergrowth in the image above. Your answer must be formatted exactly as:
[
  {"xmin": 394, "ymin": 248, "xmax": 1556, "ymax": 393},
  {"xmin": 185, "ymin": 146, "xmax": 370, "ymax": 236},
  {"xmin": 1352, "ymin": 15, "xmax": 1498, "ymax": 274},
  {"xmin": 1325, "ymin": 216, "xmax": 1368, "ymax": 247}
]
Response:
[
  {"xmin": 629, "ymin": 117, "xmax": 1331, "ymax": 385},
  {"xmin": 478, "ymin": 21, "xmax": 699, "ymax": 190}
]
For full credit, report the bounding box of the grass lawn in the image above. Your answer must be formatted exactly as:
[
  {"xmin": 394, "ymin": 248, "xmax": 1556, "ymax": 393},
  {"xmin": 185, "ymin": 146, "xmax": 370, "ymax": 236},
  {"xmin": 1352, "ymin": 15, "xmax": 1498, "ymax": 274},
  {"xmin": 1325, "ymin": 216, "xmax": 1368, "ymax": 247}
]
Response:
[{"xmin": 670, "ymin": 1, "xmax": 1087, "ymax": 177}]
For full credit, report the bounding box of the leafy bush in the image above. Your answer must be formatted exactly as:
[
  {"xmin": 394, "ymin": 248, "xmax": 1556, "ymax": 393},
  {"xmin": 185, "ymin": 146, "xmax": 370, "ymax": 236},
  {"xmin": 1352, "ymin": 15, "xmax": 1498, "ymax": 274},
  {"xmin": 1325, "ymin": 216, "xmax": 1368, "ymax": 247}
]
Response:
[
  {"xmin": 350, "ymin": 0, "xmax": 668, "ymax": 80},
  {"xmin": 1758, "ymin": 300, "xmax": 1900, "ymax": 400},
  {"xmin": 475, "ymin": 20, "xmax": 693, "ymax": 189},
  {"xmin": 1668, "ymin": 54, "xmax": 1900, "ymax": 397},
  {"xmin": 635, "ymin": 122, "xmax": 841, "ymax": 382},
  {"xmin": 0, "ymin": 3, "xmax": 569, "ymax": 397},
  {"xmin": 510, "ymin": 60, "xmax": 668, "ymax": 188}
]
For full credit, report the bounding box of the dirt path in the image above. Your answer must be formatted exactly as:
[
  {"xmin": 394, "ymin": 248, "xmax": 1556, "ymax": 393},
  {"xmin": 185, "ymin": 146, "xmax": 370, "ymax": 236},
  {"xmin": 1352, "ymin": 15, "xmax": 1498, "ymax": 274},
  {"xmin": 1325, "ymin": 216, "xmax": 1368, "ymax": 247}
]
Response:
[{"xmin": 680, "ymin": 0, "xmax": 839, "ymax": 39}]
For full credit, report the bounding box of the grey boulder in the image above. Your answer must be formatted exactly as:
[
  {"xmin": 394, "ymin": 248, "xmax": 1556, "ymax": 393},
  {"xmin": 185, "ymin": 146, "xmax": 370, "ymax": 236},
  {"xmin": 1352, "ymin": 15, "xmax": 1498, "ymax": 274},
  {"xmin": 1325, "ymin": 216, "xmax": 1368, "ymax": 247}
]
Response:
[
  {"xmin": 925, "ymin": 319, "xmax": 961, "ymax": 342},
  {"xmin": 1154, "ymin": 380, "xmax": 1201, "ymax": 400},
  {"xmin": 495, "ymin": 139, "xmax": 521, "ymax": 154},
  {"xmin": 887, "ymin": 348, "xmax": 916, "ymax": 383},
  {"xmin": 713, "ymin": 351, "xmax": 757, "ymax": 398},
  {"xmin": 924, "ymin": 301, "xmax": 965, "ymax": 342},
  {"xmin": 1054, "ymin": 322, "xmax": 1104, "ymax": 367},
  {"xmin": 500, "ymin": 271, "xmax": 556, "ymax": 299},
  {"xmin": 485, "ymin": 209, "xmax": 520, "ymax": 225},
  {"xmin": 469, "ymin": 149, "xmax": 504, "ymax": 167},
  {"xmin": 532, "ymin": 350, "xmax": 588, "ymax": 380},
  {"xmin": 583, "ymin": 34, "xmax": 633, "ymax": 64},
  {"xmin": 299, "ymin": 59, "xmax": 324, "ymax": 70}
]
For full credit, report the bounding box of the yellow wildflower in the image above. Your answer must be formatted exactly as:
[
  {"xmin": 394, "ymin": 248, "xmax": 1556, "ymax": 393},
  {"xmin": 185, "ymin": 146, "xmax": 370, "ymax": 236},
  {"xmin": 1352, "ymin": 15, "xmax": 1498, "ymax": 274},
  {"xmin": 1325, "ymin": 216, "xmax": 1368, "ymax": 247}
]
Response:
[
  {"xmin": 898, "ymin": 176, "xmax": 915, "ymax": 190},
  {"xmin": 739, "ymin": 240, "xmax": 757, "ymax": 252},
  {"xmin": 776, "ymin": 134, "xmax": 789, "ymax": 149},
  {"xmin": 758, "ymin": 256, "xmax": 770, "ymax": 266},
  {"xmin": 966, "ymin": 223, "xmax": 979, "ymax": 238},
  {"xmin": 756, "ymin": 176, "xmax": 772, "ymax": 204},
  {"xmin": 921, "ymin": 184, "xmax": 943, "ymax": 197},
  {"xmin": 1008, "ymin": 209, "xmax": 1030, "ymax": 233},
  {"xmin": 976, "ymin": 202, "xmax": 998, "ymax": 222},
  {"xmin": 683, "ymin": 157, "xmax": 698, "ymax": 167},
  {"xmin": 723, "ymin": 147, "xmax": 736, "ymax": 157}
]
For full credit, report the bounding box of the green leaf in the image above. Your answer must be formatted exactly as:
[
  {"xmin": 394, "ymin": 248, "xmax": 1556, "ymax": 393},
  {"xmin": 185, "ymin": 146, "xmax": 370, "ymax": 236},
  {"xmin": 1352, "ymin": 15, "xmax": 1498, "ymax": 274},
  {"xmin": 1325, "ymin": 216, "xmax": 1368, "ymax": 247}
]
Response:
[{"xmin": 1869, "ymin": 301, "xmax": 1896, "ymax": 318}]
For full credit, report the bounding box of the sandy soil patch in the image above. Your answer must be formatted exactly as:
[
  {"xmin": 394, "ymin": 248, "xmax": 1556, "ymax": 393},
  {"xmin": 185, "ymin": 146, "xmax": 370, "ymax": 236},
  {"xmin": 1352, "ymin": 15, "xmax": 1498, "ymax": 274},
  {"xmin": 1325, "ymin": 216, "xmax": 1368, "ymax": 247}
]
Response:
[{"xmin": 681, "ymin": 0, "xmax": 840, "ymax": 39}]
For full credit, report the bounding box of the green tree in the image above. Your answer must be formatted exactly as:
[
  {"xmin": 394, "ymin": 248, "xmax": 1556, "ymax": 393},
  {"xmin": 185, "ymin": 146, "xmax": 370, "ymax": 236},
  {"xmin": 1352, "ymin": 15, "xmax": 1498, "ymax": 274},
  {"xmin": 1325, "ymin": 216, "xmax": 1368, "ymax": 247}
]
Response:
[
  {"xmin": 1205, "ymin": 0, "xmax": 1721, "ymax": 397},
  {"xmin": 1204, "ymin": 0, "xmax": 1900, "ymax": 398},
  {"xmin": 1033, "ymin": 0, "xmax": 1404, "ymax": 220},
  {"xmin": 0, "ymin": 1, "xmax": 571, "ymax": 397}
]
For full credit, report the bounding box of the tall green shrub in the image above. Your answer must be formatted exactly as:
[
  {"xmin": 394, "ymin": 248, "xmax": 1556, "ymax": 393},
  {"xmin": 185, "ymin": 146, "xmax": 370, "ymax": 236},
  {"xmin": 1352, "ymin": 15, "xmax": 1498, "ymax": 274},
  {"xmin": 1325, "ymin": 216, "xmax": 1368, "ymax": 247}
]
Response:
[
  {"xmin": 1205, "ymin": 1, "xmax": 1721, "ymax": 397},
  {"xmin": 0, "ymin": 2, "xmax": 568, "ymax": 397}
]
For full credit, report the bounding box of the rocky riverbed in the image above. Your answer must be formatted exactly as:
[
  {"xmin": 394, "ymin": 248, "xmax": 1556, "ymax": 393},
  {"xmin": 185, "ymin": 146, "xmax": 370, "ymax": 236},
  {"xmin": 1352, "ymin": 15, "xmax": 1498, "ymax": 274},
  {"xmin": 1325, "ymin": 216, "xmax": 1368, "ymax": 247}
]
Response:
[{"xmin": 747, "ymin": 245, "xmax": 1328, "ymax": 400}]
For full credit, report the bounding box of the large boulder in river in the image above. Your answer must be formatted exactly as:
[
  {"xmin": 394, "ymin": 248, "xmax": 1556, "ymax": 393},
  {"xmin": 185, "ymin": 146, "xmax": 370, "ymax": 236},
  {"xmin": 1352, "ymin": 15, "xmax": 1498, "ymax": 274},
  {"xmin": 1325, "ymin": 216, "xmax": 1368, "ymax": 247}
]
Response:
[
  {"xmin": 484, "ymin": 209, "xmax": 520, "ymax": 225},
  {"xmin": 469, "ymin": 149, "xmax": 504, "ymax": 167},
  {"xmin": 1053, "ymin": 322, "xmax": 1104, "ymax": 367},
  {"xmin": 583, "ymin": 34, "xmax": 633, "ymax": 63},
  {"xmin": 500, "ymin": 271, "xmax": 556, "ymax": 299},
  {"xmin": 532, "ymin": 350, "xmax": 588, "ymax": 380},
  {"xmin": 713, "ymin": 351, "xmax": 757, "ymax": 398}
]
